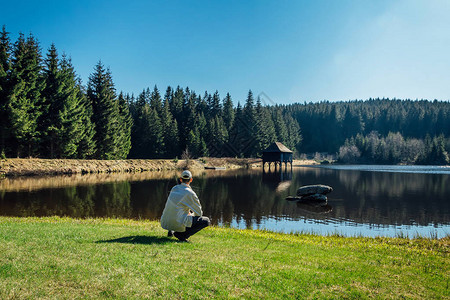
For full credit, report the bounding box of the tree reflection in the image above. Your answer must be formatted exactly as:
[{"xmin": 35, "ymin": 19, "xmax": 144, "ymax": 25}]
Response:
[{"xmin": 1, "ymin": 167, "xmax": 449, "ymax": 229}]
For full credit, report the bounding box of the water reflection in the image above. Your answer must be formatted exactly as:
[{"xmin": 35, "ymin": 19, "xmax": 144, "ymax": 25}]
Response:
[
  {"xmin": 0, "ymin": 166, "xmax": 449, "ymax": 238},
  {"xmin": 296, "ymin": 200, "xmax": 333, "ymax": 214}
]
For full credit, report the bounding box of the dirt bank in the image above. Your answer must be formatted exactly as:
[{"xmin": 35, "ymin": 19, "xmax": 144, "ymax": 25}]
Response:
[{"xmin": 0, "ymin": 157, "xmax": 260, "ymax": 177}]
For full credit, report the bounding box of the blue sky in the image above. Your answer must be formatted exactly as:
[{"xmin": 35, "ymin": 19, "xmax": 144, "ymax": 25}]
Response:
[{"xmin": 1, "ymin": 0, "xmax": 449, "ymax": 104}]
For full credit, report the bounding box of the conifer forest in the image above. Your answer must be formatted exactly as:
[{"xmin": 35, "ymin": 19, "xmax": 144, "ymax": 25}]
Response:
[{"xmin": 0, "ymin": 27, "xmax": 449, "ymax": 164}]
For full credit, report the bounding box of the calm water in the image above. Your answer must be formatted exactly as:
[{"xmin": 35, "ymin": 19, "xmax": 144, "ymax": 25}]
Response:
[{"xmin": 0, "ymin": 165, "xmax": 449, "ymax": 238}]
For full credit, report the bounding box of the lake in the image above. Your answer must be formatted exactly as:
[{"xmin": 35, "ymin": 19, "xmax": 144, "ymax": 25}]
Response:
[{"xmin": 1, "ymin": 165, "xmax": 449, "ymax": 238}]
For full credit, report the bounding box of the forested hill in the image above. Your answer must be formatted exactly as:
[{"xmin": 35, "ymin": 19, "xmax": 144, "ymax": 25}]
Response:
[{"xmin": 288, "ymin": 99, "xmax": 450, "ymax": 153}]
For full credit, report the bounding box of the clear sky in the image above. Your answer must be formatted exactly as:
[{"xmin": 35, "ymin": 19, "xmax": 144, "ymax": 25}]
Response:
[{"xmin": 1, "ymin": 0, "xmax": 449, "ymax": 104}]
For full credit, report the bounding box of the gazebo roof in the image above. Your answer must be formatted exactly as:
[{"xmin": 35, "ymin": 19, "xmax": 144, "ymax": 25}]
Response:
[{"xmin": 263, "ymin": 142, "xmax": 293, "ymax": 153}]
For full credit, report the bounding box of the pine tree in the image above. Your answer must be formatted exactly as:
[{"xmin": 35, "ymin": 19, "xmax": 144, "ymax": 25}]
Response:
[
  {"xmin": 223, "ymin": 92, "xmax": 234, "ymax": 129},
  {"xmin": 284, "ymin": 113, "xmax": 302, "ymax": 152},
  {"xmin": 7, "ymin": 33, "xmax": 43, "ymax": 157},
  {"xmin": 39, "ymin": 43, "xmax": 60, "ymax": 157},
  {"xmin": 145, "ymin": 107, "xmax": 164, "ymax": 157},
  {"xmin": 0, "ymin": 26, "xmax": 11, "ymax": 156},
  {"xmin": 160, "ymin": 98, "xmax": 179, "ymax": 158},
  {"xmin": 242, "ymin": 90, "xmax": 257, "ymax": 157},
  {"xmin": 255, "ymin": 97, "xmax": 276, "ymax": 156},
  {"xmin": 150, "ymin": 85, "xmax": 162, "ymax": 114},
  {"xmin": 87, "ymin": 61, "xmax": 119, "ymax": 159},
  {"xmin": 170, "ymin": 85, "xmax": 184, "ymax": 122},
  {"xmin": 116, "ymin": 92, "xmax": 133, "ymax": 158},
  {"xmin": 229, "ymin": 102, "xmax": 246, "ymax": 157},
  {"xmin": 40, "ymin": 49, "xmax": 95, "ymax": 159},
  {"xmin": 273, "ymin": 108, "xmax": 288, "ymax": 146},
  {"xmin": 179, "ymin": 91, "xmax": 197, "ymax": 151},
  {"xmin": 76, "ymin": 82, "xmax": 96, "ymax": 158},
  {"xmin": 186, "ymin": 129, "xmax": 201, "ymax": 157},
  {"xmin": 211, "ymin": 90, "xmax": 222, "ymax": 118}
]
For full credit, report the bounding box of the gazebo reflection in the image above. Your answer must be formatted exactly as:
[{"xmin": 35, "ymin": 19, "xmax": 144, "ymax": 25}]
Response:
[{"xmin": 262, "ymin": 164, "xmax": 293, "ymax": 193}]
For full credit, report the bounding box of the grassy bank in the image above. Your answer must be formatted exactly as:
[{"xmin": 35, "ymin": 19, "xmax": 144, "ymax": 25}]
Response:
[
  {"xmin": 0, "ymin": 157, "xmax": 260, "ymax": 177},
  {"xmin": 0, "ymin": 217, "xmax": 448, "ymax": 299}
]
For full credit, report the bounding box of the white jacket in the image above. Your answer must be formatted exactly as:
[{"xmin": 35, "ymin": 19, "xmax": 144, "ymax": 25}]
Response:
[{"xmin": 160, "ymin": 183, "xmax": 203, "ymax": 232}]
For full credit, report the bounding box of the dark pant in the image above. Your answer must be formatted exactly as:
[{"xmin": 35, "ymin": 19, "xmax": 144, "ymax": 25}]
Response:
[{"xmin": 176, "ymin": 216, "xmax": 210, "ymax": 240}]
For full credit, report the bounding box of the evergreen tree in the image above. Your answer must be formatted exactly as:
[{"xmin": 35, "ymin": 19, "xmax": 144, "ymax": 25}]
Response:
[
  {"xmin": 211, "ymin": 90, "xmax": 222, "ymax": 118},
  {"xmin": 0, "ymin": 26, "xmax": 11, "ymax": 156},
  {"xmin": 273, "ymin": 108, "xmax": 288, "ymax": 147},
  {"xmin": 254, "ymin": 97, "xmax": 276, "ymax": 156},
  {"xmin": 87, "ymin": 61, "xmax": 119, "ymax": 159},
  {"xmin": 242, "ymin": 90, "xmax": 257, "ymax": 157},
  {"xmin": 150, "ymin": 85, "xmax": 162, "ymax": 114},
  {"xmin": 223, "ymin": 92, "xmax": 234, "ymax": 129},
  {"xmin": 129, "ymin": 96, "xmax": 163, "ymax": 158},
  {"xmin": 39, "ymin": 43, "xmax": 60, "ymax": 157},
  {"xmin": 186, "ymin": 128, "xmax": 201, "ymax": 157},
  {"xmin": 144, "ymin": 107, "xmax": 164, "ymax": 157},
  {"xmin": 284, "ymin": 113, "xmax": 302, "ymax": 152},
  {"xmin": 179, "ymin": 91, "xmax": 197, "ymax": 151},
  {"xmin": 116, "ymin": 92, "xmax": 133, "ymax": 158},
  {"xmin": 7, "ymin": 33, "xmax": 43, "ymax": 157},
  {"xmin": 76, "ymin": 82, "xmax": 96, "ymax": 158},
  {"xmin": 229, "ymin": 102, "xmax": 247, "ymax": 157},
  {"xmin": 206, "ymin": 115, "xmax": 228, "ymax": 157},
  {"xmin": 170, "ymin": 85, "xmax": 184, "ymax": 122},
  {"xmin": 164, "ymin": 86, "xmax": 173, "ymax": 105},
  {"xmin": 160, "ymin": 98, "xmax": 179, "ymax": 158}
]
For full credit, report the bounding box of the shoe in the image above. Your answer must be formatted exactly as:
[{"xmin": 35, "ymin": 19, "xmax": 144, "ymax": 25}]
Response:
[
  {"xmin": 167, "ymin": 230, "xmax": 174, "ymax": 237},
  {"xmin": 173, "ymin": 232, "xmax": 188, "ymax": 242}
]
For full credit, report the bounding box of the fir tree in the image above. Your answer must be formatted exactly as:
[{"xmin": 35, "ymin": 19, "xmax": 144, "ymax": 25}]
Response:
[
  {"xmin": 284, "ymin": 113, "xmax": 302, "ymax": 152},
  {"xmin": 211, "ymin": 90, "xmax": 222, "ymax": 118},
  {"xmin": 87, "ymin": 61, "xmax": 119, "ymax": 159},
  {"xmin": 0, "ymin": 26, "xmax": 11, "ymax": 155},
  {"xmin": 116, "ymin": 92, "xmax": 133, "ymax": 159},
  {"xmin": 160, "ymin": 98, "xmax": 179, "ymax": 158},
  {"xmin": 255, "ymin": 97, "xmax": 276, "ymax": 156},
  {"xmin": 273, "ymin": 108, "xmax": 288, "ymax": 146},
  {"xmin": 223, "ymin": 92, "xmax": 234, "ymax": 129},
  {"xmin": 150, "ymin": 85, "xmax": 162, "ymax": 114},
  {"xmin": 76, "ymin": 82, "xmax": 96, "ymax": 158},
  {"xmin": 39, "ymin": 43, "xmax": 60, "ymax": 157},
  {"xmin": 229, "ymin": 102, "xmax": 247, "ymax": 157},
  {"xmin": 179, "ymin": 91, "xmax": 197, "ymax": 151},
  {"xmin": 7, "ymin": 33, "xmax": 43, "ymax": 157},
  {"xmin": 170, "ymin": 85, "xmax": 184, "ymax": 122}
]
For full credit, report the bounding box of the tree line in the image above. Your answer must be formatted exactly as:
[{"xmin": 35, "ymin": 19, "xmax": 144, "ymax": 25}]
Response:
[
  {"xmin": 127, "ymin": 87, "xmax": 301, "ymax": 159},
  {"xmin": 1, "ymin": 26, "xmax": 449, "ymax": 164},
  {"xmin": 338, "ymin": 132, "xmax": 449, "ymax": 165},
  {"xmin": 284, "ymin": 100, "xmax": 449, "ymax": 164},
  {"xmin": 0, "ymin": 27, "xmax": 301, "ymax": 159}
]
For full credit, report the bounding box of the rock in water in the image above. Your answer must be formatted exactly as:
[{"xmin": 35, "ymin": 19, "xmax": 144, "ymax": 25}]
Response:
[
  {"xmin": 301, "ymin": 193, "xmax": 328, "ymax": 202},
  {"xmin": 297, "ymin": 184, "xmax": 333, "ymax": 196}
]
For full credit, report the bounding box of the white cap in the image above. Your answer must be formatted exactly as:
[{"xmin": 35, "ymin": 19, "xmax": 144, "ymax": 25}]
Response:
[{"xmin": 180, "ymin": 170, "xmax": 192, "ymax": 179}]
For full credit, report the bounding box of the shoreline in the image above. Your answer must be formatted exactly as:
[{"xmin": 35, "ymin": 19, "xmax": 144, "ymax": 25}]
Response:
[{"xmin": 0, "ymin": 158, "xmax": 318, "ymax": 177}]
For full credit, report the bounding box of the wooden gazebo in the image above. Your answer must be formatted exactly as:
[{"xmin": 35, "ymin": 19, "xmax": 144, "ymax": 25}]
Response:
[{"xmin": 262, "ymin": 142, "xmax": 293, "ymax": 170}]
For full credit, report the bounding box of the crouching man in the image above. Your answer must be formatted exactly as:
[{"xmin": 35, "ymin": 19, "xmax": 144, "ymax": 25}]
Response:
[{"xmin": 160, "ymin": 170, "xmax": 210, "ymax": 242}]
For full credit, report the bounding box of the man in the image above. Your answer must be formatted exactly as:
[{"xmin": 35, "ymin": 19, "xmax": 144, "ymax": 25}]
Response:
[{"xmin": 160, "ymin": 170, "xmax": 210, "ymax": 242}]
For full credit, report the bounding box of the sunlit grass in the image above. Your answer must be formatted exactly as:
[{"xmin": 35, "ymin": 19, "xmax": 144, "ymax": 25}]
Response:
[{"xmin": 0, "ymin": 216, "xmax": 448, "ymax": 299}]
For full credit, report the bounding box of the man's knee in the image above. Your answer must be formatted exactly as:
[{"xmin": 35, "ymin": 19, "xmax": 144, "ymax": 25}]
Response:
[{"xmin": 201, "ymin": 216, "xmax": 211, "ymax": 227}]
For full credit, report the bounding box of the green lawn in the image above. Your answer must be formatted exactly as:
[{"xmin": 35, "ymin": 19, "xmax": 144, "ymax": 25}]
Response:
[{"xmin": 0, "ymin": 217, "xmax": 448, "ymax": 299}]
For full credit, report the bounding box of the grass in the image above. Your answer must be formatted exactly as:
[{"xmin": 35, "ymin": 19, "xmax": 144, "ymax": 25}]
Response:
[
  {"xmin": 0, "ymin": 158, "xmax": 264, "ymax": 177},
  {"xmin": 0, "ymin": 217, "xmax": 448, "ymax": 299}
]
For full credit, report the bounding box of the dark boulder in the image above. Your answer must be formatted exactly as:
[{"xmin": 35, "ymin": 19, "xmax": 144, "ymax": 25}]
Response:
[
  {"xmin": 301, "ymin": 193, "xmax": 328, "ymax": 201},
  {"xmin": 297, "ymin": 184, "xmax": 333, "ymax": 196}
]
